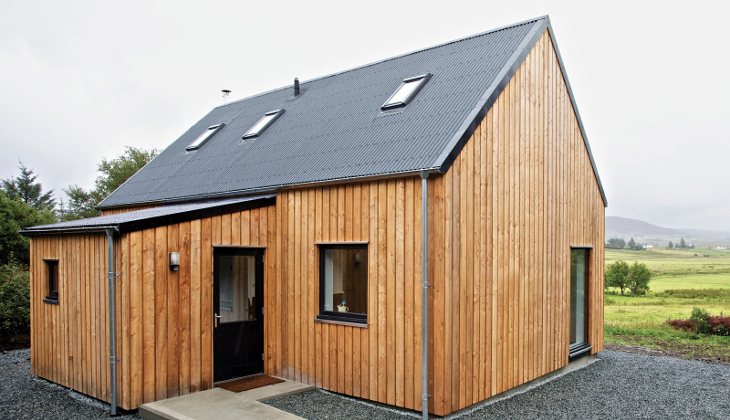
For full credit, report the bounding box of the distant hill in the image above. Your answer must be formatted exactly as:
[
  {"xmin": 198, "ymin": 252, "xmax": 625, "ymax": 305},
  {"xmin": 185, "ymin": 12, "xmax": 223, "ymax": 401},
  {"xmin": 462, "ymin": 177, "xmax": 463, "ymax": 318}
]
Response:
[
  {"xmin": 606, "ymin": 216, "xmax": 730, "ymax": 246},
  {"xmin": 606, "ymin": 217, "xmax": 679, "ymax": 236}
]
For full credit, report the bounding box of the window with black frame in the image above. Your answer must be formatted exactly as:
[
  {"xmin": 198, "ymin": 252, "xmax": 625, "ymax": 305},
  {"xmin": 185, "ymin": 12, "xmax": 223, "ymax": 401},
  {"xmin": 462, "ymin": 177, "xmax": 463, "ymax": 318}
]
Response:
[
  {"xmin": 43, "ymin": 259, "xmax": 59, "ymax": 304},
  {"xmin": 318, "ymin": 244, "xmax": 368, "ymax": 324}
]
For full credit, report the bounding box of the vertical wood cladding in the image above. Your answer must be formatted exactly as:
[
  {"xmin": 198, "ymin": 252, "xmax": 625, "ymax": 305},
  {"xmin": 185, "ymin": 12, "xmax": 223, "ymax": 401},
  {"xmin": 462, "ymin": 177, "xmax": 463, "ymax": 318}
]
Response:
[
  {"xmin": 29, "ymin": 28, "xmax": 603, "ymax": 416},
  {"xmin": 30, "ymin": 205, "xmax": 276, "ymax": 410},
  {"xmin": 427, "ymin": 29, "xmax": 605, "ymax": 415},
  {"xmin": 99, "ymin": 205, "xmax": 160, "ymax": 216}
]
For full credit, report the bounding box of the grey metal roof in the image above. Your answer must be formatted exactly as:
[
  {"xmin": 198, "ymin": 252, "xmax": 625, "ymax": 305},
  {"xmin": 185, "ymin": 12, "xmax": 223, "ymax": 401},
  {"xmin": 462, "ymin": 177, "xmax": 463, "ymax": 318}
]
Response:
[
  {"xmin": 99, "ymin": 16, "xmax": 606, "ymax": 209},
  {"xmin": 21, "ymin": 194, "xmax": 275, "ymax": 235}
]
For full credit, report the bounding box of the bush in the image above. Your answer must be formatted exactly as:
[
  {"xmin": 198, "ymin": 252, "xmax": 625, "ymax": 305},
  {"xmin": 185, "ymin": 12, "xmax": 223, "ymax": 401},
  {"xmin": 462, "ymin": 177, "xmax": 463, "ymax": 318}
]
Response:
[
  {"xmin": 0, "ymin": 263, "xmax": 30, "ymax": 340},
  {"xmin": 690, "ymin": 307, "xmax": 712, "ymax": 334}
]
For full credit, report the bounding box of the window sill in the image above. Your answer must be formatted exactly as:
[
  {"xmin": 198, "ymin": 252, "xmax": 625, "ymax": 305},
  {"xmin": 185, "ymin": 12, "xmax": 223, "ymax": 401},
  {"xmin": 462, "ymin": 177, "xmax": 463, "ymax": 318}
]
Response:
[
  {"xmin": 314, "ymin": 318, "xmax": 368, "ymax": 328},
  {"xmin": 43, "ymin": 298, "xmax": 59, "ymax": 305}
]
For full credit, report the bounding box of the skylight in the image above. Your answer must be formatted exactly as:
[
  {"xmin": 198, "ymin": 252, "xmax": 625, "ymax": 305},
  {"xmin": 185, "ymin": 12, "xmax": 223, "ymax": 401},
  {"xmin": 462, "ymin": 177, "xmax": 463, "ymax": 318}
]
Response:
[
  {"xmin": 242, "ymin": 109, "xmax": 284, "ymax": 139},
  {"xmin": 186, "ymin": 124, "xmax": 224, "ymax": 151},
  {"xmin": 381, "ymin": 74, "xmax": 432, "ymax": 110}
]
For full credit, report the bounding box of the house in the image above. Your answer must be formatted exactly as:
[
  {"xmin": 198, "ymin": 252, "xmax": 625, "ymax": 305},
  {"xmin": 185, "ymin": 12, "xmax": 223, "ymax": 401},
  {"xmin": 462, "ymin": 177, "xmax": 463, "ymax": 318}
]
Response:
[{"xmin": 21, "ymin": 16, "xmax": 606, "ymax": 417}]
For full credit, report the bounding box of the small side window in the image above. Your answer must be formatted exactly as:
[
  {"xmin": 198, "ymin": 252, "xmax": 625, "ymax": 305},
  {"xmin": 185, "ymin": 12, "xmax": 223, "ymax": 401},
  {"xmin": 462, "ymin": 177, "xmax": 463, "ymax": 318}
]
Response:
[
  {"xmin": 43, "ymin": 259, "xmax": 59, "ymax": 304},
  {"xmin": 317, "ymin": 244, "xmax": 368, "ymax": 324}
]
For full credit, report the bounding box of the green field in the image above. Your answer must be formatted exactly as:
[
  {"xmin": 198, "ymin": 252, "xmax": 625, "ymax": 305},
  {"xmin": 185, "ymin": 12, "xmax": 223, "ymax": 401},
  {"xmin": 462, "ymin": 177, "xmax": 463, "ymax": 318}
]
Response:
[{"xmin": 603, "ymin": 248, "xmax": 730, "ymax": 359}]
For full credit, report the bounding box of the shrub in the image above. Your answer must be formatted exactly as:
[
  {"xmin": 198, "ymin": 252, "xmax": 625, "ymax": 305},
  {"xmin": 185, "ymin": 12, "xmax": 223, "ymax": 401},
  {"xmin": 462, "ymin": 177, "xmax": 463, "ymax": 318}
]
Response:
[
  {"xmin": 666, "ymin": 319, "xmax": 694, "ymax": 332},
  {"xmin": 0, "ymin": 263, "xmax": 30, "ymax": 340},
  {"xmin": 690, "ymin": 307, "xmax": 712, "ymax": 334}
]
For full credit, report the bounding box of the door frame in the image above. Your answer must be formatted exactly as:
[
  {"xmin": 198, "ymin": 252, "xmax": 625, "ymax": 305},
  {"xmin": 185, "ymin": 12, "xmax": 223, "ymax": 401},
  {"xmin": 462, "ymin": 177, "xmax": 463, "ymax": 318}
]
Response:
[
  {"xmin": 212, "ymin": 246, "xmax": 266, "ymax": 382},
  {"xmin": 569, "ymin": 246, "xmax": 592, "ymax": 360}
]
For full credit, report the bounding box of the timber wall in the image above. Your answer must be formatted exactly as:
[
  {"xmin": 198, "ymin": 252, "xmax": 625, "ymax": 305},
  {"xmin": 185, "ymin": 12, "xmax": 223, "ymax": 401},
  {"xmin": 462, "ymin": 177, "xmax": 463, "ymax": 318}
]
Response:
[
  {"xmin": 100, "ymin": 204, "xmax": 160, "ymax": 216},
  {"xmin": 425, "ymin": 30, "xmax": 605, "ymax": 415},
  {"xmin": 30, "ymin": 205, "xmax": 277, "ymax": 410}
]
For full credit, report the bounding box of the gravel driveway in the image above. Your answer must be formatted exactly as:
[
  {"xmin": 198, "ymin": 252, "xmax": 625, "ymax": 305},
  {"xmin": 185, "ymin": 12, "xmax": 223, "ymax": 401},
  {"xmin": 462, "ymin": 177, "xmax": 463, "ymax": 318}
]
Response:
[
  {"xmin": 3, "ymin": 349, "xmax": 728, "ymax": 419},
  {"xmin": 266, "ymin": 350, "xmax": 730, "ymax": 419},
  {"xmin": 0, "ymin": 349, "xmax": 141, "ymax": 420}
]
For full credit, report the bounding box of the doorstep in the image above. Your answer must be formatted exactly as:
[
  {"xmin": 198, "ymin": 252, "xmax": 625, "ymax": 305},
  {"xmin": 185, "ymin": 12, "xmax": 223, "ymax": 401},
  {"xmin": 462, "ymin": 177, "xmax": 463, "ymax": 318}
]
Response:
[{"xmin": 139, "ymin": 378, "xmax": 314, "ymax": 420}]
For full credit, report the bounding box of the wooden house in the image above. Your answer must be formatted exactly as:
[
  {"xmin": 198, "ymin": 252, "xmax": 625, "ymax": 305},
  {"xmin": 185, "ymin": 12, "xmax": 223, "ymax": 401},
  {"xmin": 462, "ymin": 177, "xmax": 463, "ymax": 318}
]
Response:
[{"xmin": 22, "ymin": 16, "xmax": 606, "ymax": 417}]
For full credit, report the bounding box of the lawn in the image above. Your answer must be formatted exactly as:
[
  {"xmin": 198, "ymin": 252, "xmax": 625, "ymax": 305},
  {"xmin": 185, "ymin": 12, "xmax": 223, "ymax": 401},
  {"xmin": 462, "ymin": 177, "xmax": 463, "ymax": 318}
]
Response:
[{"xmin": 604, "ymin": 247, "xmax": 730, "ymax": 361}]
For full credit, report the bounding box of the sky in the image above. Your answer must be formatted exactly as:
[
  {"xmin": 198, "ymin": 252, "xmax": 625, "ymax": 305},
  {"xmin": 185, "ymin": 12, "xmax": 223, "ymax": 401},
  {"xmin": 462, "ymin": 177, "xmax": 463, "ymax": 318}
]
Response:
[{"xmin": 1, "ymin": 0, "xmax": 729, "ymax": 231}]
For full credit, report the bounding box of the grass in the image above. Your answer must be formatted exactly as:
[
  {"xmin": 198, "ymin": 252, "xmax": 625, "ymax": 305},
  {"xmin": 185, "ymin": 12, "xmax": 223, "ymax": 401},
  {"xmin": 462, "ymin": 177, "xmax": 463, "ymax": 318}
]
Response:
[{"xmin": 604, "ymin": 248, "xmax": 730, "ymax": 360}]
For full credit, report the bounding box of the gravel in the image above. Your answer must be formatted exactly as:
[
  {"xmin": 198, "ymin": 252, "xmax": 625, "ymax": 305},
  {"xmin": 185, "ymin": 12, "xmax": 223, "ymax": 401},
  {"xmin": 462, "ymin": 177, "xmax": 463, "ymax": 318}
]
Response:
[
  {"xmin": 0, "ymin": 349, "xmax": 141, "ymax": 420},
  {"xmin": 265, "ymin": 350, "xmax": 730, "ymax": 420}
]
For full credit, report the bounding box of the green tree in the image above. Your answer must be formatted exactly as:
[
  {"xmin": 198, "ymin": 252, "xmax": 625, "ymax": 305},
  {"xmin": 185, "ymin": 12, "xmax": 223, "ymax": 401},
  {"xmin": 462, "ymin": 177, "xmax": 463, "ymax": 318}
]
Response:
[
  {"xmin": 668, "ymin": 241, "xmax": 674, "ymax": 249},
  {"xmin": 0, "ymin": 192, "xmax": 56, "ymax": 265},
  {"xmin": 62, "ymin": 146, "xmax": 158, "ymax": 221},
  {"xmin": 607, "ymin": 237, "xmax": 626, "ymax": 249},
  {"xmin": 679, "ymin": 237, "xmax": 686, "ymax": 249},
  {"xmin": 628, "ymin": 237, "xmax": 636, "ymax": 249},
  {"xmin": 2, "ymin": 162, "xmax": 56, "ymax": 212},
  {"xmin": 627, "ymin": 261, "xmax": 651, "ymax": 297},
  {"xmin": 605, "ymin": 260, "xmax": 630, "ymax": 296},
  {"xmin": 0, "ymin": 262, "xmax": 31, "ymax": 340}
]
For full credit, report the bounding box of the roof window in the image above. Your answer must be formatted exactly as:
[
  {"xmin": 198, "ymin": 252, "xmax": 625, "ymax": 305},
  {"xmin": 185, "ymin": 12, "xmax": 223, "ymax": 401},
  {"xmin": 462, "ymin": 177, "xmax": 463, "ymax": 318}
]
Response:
[
  {"xmin": 381, "ymin": 73, "xmax": 432, "ymax": 110},
  {"xmin": 242, "ymin": 109, "xmax": 284, "ymax": 139},
  {"xmin": 186, "ymin": 124, "xmax": 224, "ymax": 151}
]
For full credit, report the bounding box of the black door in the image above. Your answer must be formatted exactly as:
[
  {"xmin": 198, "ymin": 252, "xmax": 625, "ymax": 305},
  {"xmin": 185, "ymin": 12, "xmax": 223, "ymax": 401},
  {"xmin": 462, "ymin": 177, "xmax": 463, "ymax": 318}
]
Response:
[{"xmin": 213, "ymin": 248, "xmax": 264, "ymax": 382}]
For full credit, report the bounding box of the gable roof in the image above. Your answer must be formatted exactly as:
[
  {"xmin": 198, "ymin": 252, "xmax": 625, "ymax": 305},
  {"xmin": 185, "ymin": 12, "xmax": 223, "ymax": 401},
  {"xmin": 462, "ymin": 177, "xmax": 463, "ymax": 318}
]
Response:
[{"xmin": 99, "ymin": 16, "xmax": 606, "ymax": 209}]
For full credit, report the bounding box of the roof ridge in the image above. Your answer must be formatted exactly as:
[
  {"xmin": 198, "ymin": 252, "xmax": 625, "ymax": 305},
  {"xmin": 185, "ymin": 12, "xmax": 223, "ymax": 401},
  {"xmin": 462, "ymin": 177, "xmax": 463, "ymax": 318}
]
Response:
[{"xmin": 213, "ymin": 16, "xmax": 548, "ymax": 110}]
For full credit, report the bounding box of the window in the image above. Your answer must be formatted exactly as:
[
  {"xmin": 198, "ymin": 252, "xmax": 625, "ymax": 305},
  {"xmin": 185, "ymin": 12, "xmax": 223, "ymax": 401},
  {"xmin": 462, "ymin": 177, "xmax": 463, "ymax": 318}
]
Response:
[
  {"xmin": 318, "ymin": 244, "xmax": 368, "ymax": 324},
  {"xmin": 381, "ymin": 73, "xmax": 432, "ymax": 110},
  {"xmin": 570, "ymin": 248, "xmax": 590, "ymax": 356},
  {"xmin": 186, "ymin": 123, "xmax": 224, "ymax": 151},
  {"xmin": 43, "ymin": 259, "xmax": 59, "ymax": 304},
  {"xmin": 242, "ymin": 109, "xmax": 284, "ymax": 139}
]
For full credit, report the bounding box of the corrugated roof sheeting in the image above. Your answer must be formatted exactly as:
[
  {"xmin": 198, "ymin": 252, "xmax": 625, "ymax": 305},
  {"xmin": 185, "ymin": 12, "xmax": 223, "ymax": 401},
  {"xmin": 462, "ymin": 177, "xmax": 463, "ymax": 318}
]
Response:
[
  {"xmin": 22, "ymin": 194, "xmax": 275, "ymax": 234},
  {"xmin": 99, "ymin": 19, "xmax": 541, "ymax": 208}
]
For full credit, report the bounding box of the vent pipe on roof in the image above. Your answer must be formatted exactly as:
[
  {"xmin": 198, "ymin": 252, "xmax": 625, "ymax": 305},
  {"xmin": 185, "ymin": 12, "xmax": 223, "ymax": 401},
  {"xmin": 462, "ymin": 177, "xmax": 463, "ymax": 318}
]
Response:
[
  {"xmin": 294, "ymin": 78, "xmax": 300, "ymax": 96},
  {"xmin": 222, "ymin": 89, "xmax": 231, "ymax": 103}
]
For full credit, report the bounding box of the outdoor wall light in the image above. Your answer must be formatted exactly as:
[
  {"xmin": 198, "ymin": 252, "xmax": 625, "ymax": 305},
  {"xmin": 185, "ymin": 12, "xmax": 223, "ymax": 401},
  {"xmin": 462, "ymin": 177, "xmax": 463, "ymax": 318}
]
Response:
[
  {"xmin": 354, "ymin": 252, "xmax": 361, "ymax": 267},
  {"xmin": 170, "ymin": 252, "xmax": 180, "ymax": 271}
]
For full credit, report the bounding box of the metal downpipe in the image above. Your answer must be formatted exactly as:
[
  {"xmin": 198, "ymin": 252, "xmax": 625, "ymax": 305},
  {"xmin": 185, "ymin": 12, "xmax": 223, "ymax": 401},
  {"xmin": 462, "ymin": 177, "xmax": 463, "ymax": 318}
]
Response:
[
  {"xmin": 105, "ymin": 228, "xmax": 118, "ymax": 416},
  {"xmin": 420, "ymin": 171, "xmax": 430, "ymax": 420}
]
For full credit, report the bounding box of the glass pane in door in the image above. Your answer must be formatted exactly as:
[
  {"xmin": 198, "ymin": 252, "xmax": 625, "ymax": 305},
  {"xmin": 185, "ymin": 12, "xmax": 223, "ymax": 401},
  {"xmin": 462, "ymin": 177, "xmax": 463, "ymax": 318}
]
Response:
[
  {"xmin": 570, "ymin": 249, "xmax": 588, "ymax": 347},
  {"xmin": 218, "ymin": 255, "xmax": 257, "ymax": 323}
]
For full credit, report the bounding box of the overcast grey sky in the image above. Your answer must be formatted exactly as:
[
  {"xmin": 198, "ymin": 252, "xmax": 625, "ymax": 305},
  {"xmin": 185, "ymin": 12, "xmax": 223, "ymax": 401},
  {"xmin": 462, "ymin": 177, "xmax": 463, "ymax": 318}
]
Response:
[{"xmin": 1, "ymin": 0, "xmax": 728, "ymax": 231}]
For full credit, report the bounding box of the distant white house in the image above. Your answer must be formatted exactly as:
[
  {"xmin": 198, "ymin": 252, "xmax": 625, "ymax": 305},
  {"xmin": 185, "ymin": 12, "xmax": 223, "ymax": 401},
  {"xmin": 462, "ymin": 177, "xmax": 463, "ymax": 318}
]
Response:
[
  {"xmin": 717, "ymin": 246, "xmax": 727, "ymax": 250},
  {"xmin": 643, "ymin": 244, "xmax": 654, "ymax": 249}
]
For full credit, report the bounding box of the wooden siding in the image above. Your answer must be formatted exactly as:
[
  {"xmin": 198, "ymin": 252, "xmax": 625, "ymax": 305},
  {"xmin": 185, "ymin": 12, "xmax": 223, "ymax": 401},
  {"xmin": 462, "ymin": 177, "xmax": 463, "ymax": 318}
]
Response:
[
  {"xmin": 30, "ymin": 205, "xmax": 276, "ymax": 410},
  {"xmin": 272, "ymin": 182, "xmax": 426, "ymax": 411},
  {"xmin": 100, "ymin": 204, "xmax": 160, "ymax": 216},
  {"xmin": 427, "ymin": 29, "xmax": 605, "ymax": 415},
  {"xmin": 30, "ymin": 234, "xmax": 111, "ymax": 403}
]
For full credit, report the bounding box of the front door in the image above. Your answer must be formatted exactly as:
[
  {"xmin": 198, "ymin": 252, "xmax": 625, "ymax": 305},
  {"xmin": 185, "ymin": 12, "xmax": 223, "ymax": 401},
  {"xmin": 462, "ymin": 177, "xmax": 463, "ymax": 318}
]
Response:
[
  {"xmin": 213, "ymin": 248, "xmax": 264, "ymax": 382},
  {"xmin": 569, "ymin": 248, "xmax": 590, "ymax": 356}
]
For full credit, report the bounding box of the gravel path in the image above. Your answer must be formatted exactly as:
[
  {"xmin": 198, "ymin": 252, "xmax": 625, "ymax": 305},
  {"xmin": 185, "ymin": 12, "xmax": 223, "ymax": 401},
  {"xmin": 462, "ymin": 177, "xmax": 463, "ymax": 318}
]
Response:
[
  {"xmin": 0, "ymin": 349, "xmax": 141, "ymax": 420},
  {"xmin": 265, "ymin": 350, "xmax": 730, "ymax": 420}
]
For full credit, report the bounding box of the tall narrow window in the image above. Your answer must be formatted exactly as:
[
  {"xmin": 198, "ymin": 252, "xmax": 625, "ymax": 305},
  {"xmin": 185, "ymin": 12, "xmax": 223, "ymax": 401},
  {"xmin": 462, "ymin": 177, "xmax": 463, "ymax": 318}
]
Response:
[
  {"xmin": 44, "ymin": 259, "xmax": 59, "ymax": 304},
  {"xmin": 242, "ymin": 109, "xmax": 284, "ymax": 139},
  {"xmin": 186, "ymin": 123, "xmax": 224, "ymax": 151},
  {"xmin": 318, "ymin": 244, "xmax": 368, "ymax": 324},
  {"xmin": 381, "ymin": 73, "xmax": 432, "ymax": 110},
  {"xmin": 570, "ymin": 248, "xmax": 590, "ymax": 356}
]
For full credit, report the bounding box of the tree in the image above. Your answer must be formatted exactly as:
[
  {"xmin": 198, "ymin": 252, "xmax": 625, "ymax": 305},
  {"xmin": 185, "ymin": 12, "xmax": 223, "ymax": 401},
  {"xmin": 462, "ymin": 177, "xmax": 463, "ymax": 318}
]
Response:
[
  {"xmin": 627, "ymin": 261, "xmax": 651, "ymax": 297},
  {"xmin": 605, "ymin": 260, "xmax": 630, "ymax": 296},
  {"xmin": 679, "ymin": 237, "xmax": 686, "ymax": 249},
  {"xmin": 0, "ymin": 191, "xmax": 56, "ymax": 265},
  {"xmin": 62, "ymin": 146, "xmax": 158, "ymax": 221},
  {"xmin": 668, "ymin": 241, "xmax": 674, "ymax": 249},
  {"xmin": 628, "ymin": 237, "xmax": 636, "ymax": 249},
  {"xmin": 607, "ymin": 237, "xmax": 626, "ymax": 249},
  {"xmin": 2, "ymin": 162, "xmax": 56, "ymax": 212}
]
